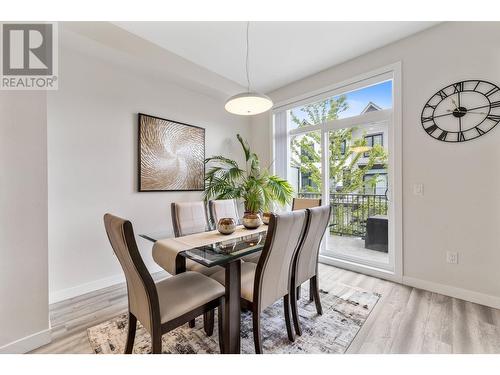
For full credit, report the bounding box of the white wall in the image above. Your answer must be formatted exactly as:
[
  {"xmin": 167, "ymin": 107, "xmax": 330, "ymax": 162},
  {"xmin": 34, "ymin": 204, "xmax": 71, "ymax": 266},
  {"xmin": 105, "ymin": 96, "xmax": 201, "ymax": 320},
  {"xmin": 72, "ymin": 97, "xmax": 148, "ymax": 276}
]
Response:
[
  {"xmin": 0, "ymin": 92, "xmax": 50, "ymax": 352},
  {"xmin": 252, "ymin": 22, "xmax": 500, "ymax": 306},
  {"xmin": 48, "ymin": 26, "xmax": 250, "ymax": 302}
]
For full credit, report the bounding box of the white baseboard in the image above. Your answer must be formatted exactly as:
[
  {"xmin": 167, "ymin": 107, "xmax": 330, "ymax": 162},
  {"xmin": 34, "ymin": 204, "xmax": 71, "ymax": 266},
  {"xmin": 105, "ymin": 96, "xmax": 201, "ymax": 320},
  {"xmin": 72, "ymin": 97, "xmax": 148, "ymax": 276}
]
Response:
[
  {"xmin": 0, "ymin": 328, "xmax": 51, "ymax": 354},
  {"xmin": 49, "ymin": 273, "xmax": 125, "ymax": 304},
  {"xmin": 320, "ymin": 255, "xmax": 500, "ymax": 309},
  {"xmin": 402, "ymin": 276, "xmax": 500, "ymax": 310}
]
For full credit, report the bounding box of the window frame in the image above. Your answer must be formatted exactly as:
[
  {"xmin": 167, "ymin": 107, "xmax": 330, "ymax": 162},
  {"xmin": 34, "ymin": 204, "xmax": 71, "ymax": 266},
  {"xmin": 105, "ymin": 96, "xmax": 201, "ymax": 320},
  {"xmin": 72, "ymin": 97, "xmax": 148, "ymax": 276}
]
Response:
[
  {"xmin": 363, "ymin": 132, "xmax": 384, "ymax": 157},
  {"xmin": 271, "ymin": 62, "xmax": 403, "ymax": 282}
]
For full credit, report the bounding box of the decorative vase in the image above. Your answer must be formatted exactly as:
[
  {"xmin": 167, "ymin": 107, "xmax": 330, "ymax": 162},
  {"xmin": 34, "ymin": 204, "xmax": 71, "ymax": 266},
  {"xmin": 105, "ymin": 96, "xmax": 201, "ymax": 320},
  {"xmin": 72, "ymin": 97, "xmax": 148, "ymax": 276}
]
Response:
[
  {"xmin": 261, "ymin": 212, "xmax": 272, "ymax": 225},
  {"xmin": 242, "ymin": 212, "xmax": 262, "ymax": 229},
  {"xmin": 217, "ymin": 218, "xmax": 237, "ymax": 235}
]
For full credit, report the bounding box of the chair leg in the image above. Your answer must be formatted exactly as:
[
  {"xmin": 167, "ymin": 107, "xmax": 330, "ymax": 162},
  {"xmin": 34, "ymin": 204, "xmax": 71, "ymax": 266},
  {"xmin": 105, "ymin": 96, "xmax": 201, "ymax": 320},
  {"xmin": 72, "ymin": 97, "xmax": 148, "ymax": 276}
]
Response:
[
  {"xmin": 296, "ymin": 285, "xmax": 301, "ymax": 301},
  {"xmin": 283, "ymin": 295, "xmax": 296, "ymax": 342},
  {"xmin": 309, "ymin": 278, "xmax": 314, "ymax": 302},
  {"xmin": 188, "ymin": 319, "xmax": 195, "ymax": 328},
  {"xmin": 218, "ymin": 301, "xmax": 225, "ymax": 354},
  {"xmin": 151, "ymin": 330, "xmax": 162, "ymax": 354},
  {"xmin": 311, "ymin": 276, "xmax": 323, "ymax": 315},
  {"xmin": 252, "ymin": 310, "xmax": 263, "ymax": 354},
  {"xmin": 204, "ymin": 309, "xmax": 215, "ymax": 337},
  {"xmin": 290, "ymin": 285, "xmax": 302, "ymax": 336},
  {"xmin": 125, "ymin": 312, "xmax": 137, "ymax": 354}
]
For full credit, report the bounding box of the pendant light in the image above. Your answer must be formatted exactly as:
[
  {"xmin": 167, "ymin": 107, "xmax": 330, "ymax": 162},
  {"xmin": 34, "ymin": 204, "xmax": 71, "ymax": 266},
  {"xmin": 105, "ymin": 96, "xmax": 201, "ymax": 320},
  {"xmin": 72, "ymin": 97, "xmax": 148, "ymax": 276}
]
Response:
[{"xmin": 225, "ymin": 22, "xmax": 273, "ymax": 116}]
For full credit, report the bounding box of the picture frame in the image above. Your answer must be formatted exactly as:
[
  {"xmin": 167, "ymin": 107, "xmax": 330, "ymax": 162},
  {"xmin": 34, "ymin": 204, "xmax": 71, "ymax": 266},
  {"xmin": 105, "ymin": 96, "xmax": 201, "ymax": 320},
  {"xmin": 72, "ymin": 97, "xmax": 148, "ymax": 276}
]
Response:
[{"xmin": 138, "ymin": 113, "xmax": 205, "ymax": 192}]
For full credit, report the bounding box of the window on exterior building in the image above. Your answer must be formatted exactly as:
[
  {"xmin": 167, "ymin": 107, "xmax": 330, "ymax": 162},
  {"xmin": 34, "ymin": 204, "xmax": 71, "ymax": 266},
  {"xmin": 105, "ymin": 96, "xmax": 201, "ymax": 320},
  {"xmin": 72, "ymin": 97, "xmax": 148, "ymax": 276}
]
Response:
[
  {"xmin": 364, "ymin": 133, "xmax": 383, "ymax": 157},
  {"xmin": 289, "ymin": 131, "xmax": 322, "ymax": 197},
  {"xmin": 340, "ymin": 139, "xmax": 347, "ymax": 155}
]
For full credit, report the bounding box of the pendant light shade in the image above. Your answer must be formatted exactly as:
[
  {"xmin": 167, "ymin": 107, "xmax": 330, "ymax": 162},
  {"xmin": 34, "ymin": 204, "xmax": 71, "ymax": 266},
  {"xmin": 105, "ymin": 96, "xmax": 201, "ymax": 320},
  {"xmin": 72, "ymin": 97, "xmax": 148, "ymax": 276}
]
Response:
[
  {"xmin": 225, "ymin": 22, "xmax": 273, "ymax": 116},
  {"xmin": 225, "ymin": 92, "xmax": 273, "ymax": 116}
]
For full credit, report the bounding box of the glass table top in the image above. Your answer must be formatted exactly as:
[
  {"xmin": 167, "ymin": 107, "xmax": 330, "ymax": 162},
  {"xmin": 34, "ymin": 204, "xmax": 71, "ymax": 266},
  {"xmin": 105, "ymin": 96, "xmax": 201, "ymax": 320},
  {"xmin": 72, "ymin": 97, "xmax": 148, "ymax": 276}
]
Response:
[
  {"xmin": 180, "ymin": 232, "xmax": 266, "ymax": 267},
  {"xmin": 139, "ymin": 226, "xmax": 212, "ymax": 243},
  {"xmin": 139, "ymin": 231, "xmax": 174, "ymax": 243}
]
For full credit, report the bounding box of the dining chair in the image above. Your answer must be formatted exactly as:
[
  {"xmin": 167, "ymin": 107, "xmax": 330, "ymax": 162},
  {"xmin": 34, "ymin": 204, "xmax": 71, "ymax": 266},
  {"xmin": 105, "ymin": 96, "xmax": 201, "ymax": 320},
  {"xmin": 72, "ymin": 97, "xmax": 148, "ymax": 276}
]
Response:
[
  {"xmin": 103, "ymin": 213, "xmax": 225, "ymax": 354},
  {"xmin": 171, "ymin": 201, "xmax": 223, "ymax": 277},
  {"xmin": 289, "ymin": 205, "xmax": 331, "ymax": 336},
  {"xmin": 291, "ymin": 197, "xmax": 322, "ymax": 299},
  {"xmin": 171, "ymin": 201, "xmax": 225, "ymax": 329},
  {"xmin": 210, "ymin": 210, "xmax": 308, "ymax": 353},
  {"xmin": 208, "ymin": 198, "xmax": 240, "ymax": 228},
  {"xmin": 292, "ymin": 197, "xmax": 322, "ymax": 210}
]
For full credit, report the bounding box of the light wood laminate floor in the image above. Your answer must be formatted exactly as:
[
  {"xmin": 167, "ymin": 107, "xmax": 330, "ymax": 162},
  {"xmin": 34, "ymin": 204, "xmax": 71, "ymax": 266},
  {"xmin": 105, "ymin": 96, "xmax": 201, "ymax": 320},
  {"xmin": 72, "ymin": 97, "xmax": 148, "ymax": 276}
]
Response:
[{"xmin": 32, "ymin": 264, "xmax": 500, "ymax": 354}]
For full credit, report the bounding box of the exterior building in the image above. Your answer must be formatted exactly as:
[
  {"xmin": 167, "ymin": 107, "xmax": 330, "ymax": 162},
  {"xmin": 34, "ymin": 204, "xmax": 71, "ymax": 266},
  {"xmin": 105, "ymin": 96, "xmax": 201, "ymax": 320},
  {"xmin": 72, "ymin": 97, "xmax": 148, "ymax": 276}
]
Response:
[{"xmin": 290, "ymin": 101, "xmax": 389, "ymax": 196}]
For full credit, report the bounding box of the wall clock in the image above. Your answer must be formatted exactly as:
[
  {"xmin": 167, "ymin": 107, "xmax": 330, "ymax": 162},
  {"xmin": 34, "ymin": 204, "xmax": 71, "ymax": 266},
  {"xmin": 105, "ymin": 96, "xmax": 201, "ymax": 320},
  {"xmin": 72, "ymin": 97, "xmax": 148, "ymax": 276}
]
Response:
[{"xmin": 421, "ymin": 80, "xmax": 500, "ymax": 142}]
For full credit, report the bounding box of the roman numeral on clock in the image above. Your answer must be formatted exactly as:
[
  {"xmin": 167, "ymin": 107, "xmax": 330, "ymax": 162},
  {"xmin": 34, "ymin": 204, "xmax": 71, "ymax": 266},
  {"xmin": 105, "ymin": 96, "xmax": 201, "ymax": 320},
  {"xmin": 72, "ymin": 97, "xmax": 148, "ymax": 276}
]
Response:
[
  {"xmin": 475, "ymin": 126, "xmax": 485, "ymax": 135},
  {"xmin": 437, "ymin": 131, "xmax": 448, "ymax": 141},
  {"xmin": 487, "ymin": 114, "xmax": 500, "ymax": 122},
  {"xmin": 425, "ymin": 124, "xmax": 438, "ymax": 134},
  {"xmin": 458, "ymin": 131, "xmax": 466, "ymax": 142},
  {"xmin": 437, "ymin": 90, "xmax": 448, "ymax": 99},
  {"xmin": 453, "ymin": 82, "xmax": 464, "ymax": 93},
  {"xmin": 490, "ymin": 101, "xmax": 500, "ymax": 108},
  {"xmin": 422, "ymin": 116, "xmax": 434, "ymax": 123},
  {"xmin": 485, "ymin": 87, "xmax": 500, "ymax": 97}
]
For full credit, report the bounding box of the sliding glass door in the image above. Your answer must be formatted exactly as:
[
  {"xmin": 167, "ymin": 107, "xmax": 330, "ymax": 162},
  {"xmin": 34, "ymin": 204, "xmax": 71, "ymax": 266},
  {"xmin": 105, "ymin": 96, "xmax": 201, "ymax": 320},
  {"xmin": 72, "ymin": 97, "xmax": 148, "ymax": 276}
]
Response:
[
  {"xmin": 278, "ymin": 74, "xmax": 396, "ymax": 272},
  {"xmin": 324, "ymin": 120, "xmax": 391, "ymax": 269}
]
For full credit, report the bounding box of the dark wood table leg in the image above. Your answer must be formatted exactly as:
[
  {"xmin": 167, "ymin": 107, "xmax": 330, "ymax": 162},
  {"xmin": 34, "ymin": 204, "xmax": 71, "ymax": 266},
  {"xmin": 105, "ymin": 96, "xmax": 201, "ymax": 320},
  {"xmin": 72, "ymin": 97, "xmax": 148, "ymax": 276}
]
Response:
[
  {"xmin": 175, "ymin": 255, "xmax": 186, "ymax": 274},
  {"xmin": 222, "ymin": 260, "xmax": 241, "ymax": 354}
]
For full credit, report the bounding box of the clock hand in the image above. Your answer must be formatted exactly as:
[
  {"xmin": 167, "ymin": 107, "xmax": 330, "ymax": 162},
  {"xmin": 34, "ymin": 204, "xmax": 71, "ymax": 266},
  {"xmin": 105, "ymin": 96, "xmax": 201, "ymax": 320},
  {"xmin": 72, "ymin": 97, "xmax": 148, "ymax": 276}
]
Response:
[
  {"xmin": 465, "ymin": 103, "xmax": 495, "ymax": 112},
  {"xmin": 446, "ymin": 109, "xmax": 488, "ymax": 115},
  {"xmin": 451, "ymin": 98, "xmax": 459, "ymax": 110},
  {"xmin": 457, "ymin": 94, "xmax": 462, "ymax": 133}
]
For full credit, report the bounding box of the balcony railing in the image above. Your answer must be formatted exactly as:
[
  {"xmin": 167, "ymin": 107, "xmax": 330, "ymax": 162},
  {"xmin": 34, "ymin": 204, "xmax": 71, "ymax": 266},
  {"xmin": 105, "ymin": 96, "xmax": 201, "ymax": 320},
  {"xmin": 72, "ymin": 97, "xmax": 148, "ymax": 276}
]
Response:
[{"xmin": 297, "ymin": 192, "xmax": 388, "ymax": 238}]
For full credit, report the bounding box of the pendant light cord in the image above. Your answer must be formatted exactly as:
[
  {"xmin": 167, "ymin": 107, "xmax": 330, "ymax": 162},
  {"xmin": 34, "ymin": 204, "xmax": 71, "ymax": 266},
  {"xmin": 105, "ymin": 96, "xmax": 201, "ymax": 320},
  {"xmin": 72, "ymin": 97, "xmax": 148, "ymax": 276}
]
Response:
[{"xmin": 245, "ymin": 21, "xmax": 250, "ymax": 92}]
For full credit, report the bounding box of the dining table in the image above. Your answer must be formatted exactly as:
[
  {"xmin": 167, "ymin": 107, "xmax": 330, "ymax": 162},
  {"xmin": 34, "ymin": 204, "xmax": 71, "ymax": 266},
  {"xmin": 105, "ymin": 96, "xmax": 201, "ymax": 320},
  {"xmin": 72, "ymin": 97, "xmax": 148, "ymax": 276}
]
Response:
[{"xmin": 140, "ymin": 225, "xmax": 268, "ymax": 354}]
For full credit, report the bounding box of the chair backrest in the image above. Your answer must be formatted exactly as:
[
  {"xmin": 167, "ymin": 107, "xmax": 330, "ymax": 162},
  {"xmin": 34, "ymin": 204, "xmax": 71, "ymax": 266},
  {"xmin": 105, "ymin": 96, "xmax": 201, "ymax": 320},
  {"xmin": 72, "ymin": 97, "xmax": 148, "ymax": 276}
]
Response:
[
  {"xmin": 293, "ymin": 205, "xmax": 331, "ymax": 286},
  {"xmin": 208, "ymin": 199, "xmax": 239, "ymax": 227},
  {"xmin": 171, "ymin": 201, "xmax": 209, "ymax": 237},
  {"xmin": 103, "ymin": 214, "xmax": 159, "ymax": 333},
  {"xmin": 292, "ymin": 197, "xmax": 322, "ymax": 211},
  {"xmin": 254, "ymin": 210, "xmax": 308, "ymax": 311}
]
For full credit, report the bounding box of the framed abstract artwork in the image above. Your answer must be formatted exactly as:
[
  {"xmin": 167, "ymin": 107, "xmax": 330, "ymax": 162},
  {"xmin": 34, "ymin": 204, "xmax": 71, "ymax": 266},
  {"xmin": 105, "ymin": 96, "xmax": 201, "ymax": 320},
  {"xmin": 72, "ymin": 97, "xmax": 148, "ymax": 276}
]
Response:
[{"xmin": 138, "ymin": 113, "xmax": 205, "ymax": 192}]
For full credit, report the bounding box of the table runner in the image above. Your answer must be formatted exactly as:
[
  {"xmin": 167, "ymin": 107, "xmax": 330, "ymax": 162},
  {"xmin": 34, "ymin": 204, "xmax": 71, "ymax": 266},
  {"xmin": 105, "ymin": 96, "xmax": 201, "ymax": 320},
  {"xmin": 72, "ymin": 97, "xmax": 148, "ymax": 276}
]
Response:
[{"xmin": 152, "ymin": 225, "xmax": 268, "ymax": 275}]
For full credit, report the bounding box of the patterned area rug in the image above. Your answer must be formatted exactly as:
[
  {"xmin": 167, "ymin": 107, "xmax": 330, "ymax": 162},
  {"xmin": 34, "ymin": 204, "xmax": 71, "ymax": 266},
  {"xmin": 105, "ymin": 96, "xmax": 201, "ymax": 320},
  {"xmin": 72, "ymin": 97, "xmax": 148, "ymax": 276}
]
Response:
[{"xmin": 87, "ymin": 283, "xmax": 380, "ymax": 354}]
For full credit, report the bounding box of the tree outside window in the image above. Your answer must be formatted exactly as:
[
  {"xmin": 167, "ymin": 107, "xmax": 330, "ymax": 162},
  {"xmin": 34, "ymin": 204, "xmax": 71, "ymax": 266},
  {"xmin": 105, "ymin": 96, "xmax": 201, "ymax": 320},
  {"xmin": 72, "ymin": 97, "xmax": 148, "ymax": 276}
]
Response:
[{"xmin": 290, "ymin": 96, "xmax": 388, "ymax": 196}]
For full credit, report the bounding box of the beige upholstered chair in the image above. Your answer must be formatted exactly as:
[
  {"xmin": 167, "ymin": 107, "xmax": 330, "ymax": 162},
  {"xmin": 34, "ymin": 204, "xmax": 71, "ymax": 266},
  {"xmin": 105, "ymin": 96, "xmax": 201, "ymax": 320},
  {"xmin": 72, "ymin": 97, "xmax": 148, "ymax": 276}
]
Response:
[
  {"xmin": 291, "ymin": 197, "xmax": 322, "ymax": 299},
  {"xmin": 103, "ymin": 214, "xmax": 225, "ymax": 354},
  {"xmin": 171, "ymin": 201, "xmax": 209, "ymax": 237},
  {"xmin": 208, "ymin": 199, "xmax": 240, "ymax": 228},
  {"xmin": 292, "ymin": 197, "xmax": 322, "ymax": 211},
  {"xmin": 171, "ymin": 202, "xmax": 223, "ymax": 277},
  {"xmin": 290, "ymin": 205, "xmax": 331, "ymax": 336},
  {"xmin": 171, "ymin": 201, "xmax": 224, "ymax": 329},
  {"xmin": 210, "ymin": 210, "xmax": 308, "ymax": 353}
]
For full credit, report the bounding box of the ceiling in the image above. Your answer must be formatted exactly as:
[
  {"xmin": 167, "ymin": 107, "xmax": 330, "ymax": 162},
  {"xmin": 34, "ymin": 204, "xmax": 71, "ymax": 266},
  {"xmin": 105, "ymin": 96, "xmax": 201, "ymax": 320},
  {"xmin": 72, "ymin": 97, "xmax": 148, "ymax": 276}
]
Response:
[{"xmin": 115, "ymin": 22, "xmax": 438, "ymax": 93}]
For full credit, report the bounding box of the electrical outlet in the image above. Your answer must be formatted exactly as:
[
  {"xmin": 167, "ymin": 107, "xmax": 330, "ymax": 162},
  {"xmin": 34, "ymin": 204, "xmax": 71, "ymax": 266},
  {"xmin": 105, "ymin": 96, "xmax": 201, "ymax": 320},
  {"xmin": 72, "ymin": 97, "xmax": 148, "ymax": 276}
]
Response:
[{"xmin": 446, "ymin": 251, "xmax": 458, "ymax": 264}]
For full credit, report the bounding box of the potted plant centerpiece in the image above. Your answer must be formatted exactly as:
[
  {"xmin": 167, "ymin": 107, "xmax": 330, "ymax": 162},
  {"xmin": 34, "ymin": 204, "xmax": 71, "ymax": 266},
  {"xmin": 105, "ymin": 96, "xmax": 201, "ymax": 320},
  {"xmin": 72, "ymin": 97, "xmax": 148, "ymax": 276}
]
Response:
[{"xmin": 204, "ymin": 134, "xmax": 293, "ymax": 229}]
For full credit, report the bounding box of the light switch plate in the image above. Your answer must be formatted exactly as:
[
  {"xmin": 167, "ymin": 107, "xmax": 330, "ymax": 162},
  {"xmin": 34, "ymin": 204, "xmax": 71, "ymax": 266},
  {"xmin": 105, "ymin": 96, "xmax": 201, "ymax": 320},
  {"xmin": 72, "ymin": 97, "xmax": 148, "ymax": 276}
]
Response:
[
  {"xmin": 413, "ymin": 183, "xmax": 424, "ymax": 196},
  {"xmin": 446, "ymin": 251, "xmax": 458, "ymax": 264}
]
